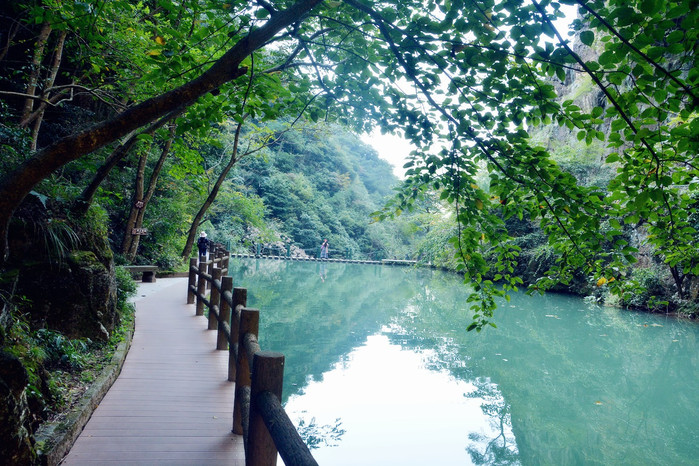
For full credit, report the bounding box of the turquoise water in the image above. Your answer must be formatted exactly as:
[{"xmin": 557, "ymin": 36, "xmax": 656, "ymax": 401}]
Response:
[{"xmin": 227, "ymin": 259, "xmax": 699, "ymax": 465}]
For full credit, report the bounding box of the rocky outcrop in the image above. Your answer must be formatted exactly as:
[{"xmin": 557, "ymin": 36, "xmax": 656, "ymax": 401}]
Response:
[
  {"xmin": 6, "ymin": 195, "xmax": 117, "ymax": 341},
  {"xmin": 15, "ymin": 252, "xmax": 117, "ymax": 341}
]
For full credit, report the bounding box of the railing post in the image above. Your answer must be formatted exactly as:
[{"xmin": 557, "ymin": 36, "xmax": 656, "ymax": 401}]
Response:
[
  {"xmin": 229, "ymin": 287, "xmax": 247, "ymax": 381},
  {"xmin": 187, "ymin": 257, "xmax": 197, "ymax": 304},
  {"xmin": 196, "ymin": 255, "xmax": 206, "ymax": 316},
  {"xmin": 208, "ymin": 268, "xmax": 222, "ymax": 330},
  {"xmin": 222, "ymin": 252, "xmax": 230, "ymax": 272},
  {"xmin": 233, "ymin": 307, "xmax": 258, "ymax": 436},
  {"xmin": 207, "ymin": 253, "xmax": 215, "ymax": 290},
  {"xmin": 218, "ymin": 277, "xmax": 233, "ymax": 351},
  {"xmin": 248, "ymin": 352, "xmax": 284, "ymax": 466}
]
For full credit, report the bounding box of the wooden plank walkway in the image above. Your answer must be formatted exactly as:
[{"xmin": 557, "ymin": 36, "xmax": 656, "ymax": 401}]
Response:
[{"xmin": 61, "ymin": 277, "xmax": 244, "ymax": 465}]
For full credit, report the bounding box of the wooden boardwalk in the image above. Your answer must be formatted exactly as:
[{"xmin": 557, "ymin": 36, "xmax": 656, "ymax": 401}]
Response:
[{"xmin": 61, "ymin": 277, "xmax": 245, "ymax": 465}]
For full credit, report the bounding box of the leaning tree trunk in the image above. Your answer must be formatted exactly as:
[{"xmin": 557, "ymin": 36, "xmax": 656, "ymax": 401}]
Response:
[
  {"xmin": 73, "ymin": 110, "xmax": 182, "ymax": 215},
  {"xmin": 181, "ymin": 121, "xmax": 244, "ymax": 259},
  {"xmin": 0, "ymin": 0, "xmax": 323, "ymax": 262},
  {"xmin": 669, "ymin": 265, "xmax": 686, "ymax": 300},
  {"xmin": 126, "ymin": 123, "xmax": 177, "ymax": 260}
]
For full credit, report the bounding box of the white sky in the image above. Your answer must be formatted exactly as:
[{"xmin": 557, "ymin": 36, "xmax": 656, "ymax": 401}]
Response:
[
  {"xmin": 361, "ymin": 130, "xmax": 415, "ymax": 179},
  {"xmin": 362, "ymin": 5, "xmax": 577, "ymax": 179}
]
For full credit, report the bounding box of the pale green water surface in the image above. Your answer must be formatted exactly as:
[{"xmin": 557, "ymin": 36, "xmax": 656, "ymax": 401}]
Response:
[{"xmin": 228, "ymin": 258, "xmax": 698, "ymax": 465}]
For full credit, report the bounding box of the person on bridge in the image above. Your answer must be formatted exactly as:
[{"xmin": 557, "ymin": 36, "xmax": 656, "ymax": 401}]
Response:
[
  {"xmin": 320, "ymin": 239, "xmax": 329, "ymax": 259},
  {"xmin": 197, "ymin": 231, "xmax": 210, "ymax": 257}
]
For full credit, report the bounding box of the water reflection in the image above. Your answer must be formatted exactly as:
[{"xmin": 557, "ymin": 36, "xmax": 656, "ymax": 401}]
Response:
[
  {"xmin": 283, "ymin": 334, "xmax": 507, "ymax": 465},
  {"xmin": 228, "ymin": 259, "xmax": 699, "ymax": 465},
  {"xmin": 465, "ymin": 378, "xmax": 519, "ymax": 465},
  {"xmin": 294, "ymin": 415, "xmax": 345, "ymax": 450},
  {"xmin": 318, "ymin": 262, "xmax": 328, "ymax": 282}
]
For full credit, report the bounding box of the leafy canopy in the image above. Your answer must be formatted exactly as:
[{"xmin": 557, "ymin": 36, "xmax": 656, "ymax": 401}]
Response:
[{"xmin": 2, "ymin": 0, "xmax": 697, "ymax": 331}]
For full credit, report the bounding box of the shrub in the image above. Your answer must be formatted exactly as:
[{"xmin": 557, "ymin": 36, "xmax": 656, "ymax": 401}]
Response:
[
  {"xmin": 621, "ymin": 266, "xmax": 668, "ymax": 311},
  {"xmin": 115, "ymin": 266, "xmax": 137, "ymax": 315},
  {"xmin": 35, "ymin": 328, "xmax": 89, "ymax": 371}
]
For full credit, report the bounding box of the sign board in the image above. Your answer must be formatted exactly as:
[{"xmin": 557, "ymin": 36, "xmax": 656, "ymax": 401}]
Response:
[{"xmin": 132, "ymin": 228, "xmax": 148, "ymax": 235}]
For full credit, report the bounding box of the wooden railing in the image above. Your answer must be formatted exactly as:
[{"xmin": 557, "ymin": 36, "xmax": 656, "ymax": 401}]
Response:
[{"xmin": 187, "ymin": 251, "xmax": 318, "ymax": 466}]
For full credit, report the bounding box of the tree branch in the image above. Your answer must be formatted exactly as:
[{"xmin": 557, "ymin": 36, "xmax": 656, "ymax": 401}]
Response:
[
  {"xmin": 0, "ymin": 0, "xmax": 325, "ymax": 261},
  {"xmin": 256, "ymin": 0, "xmax": 278, "ymax": 16},
  {"xmin": 574, "ymin": 0, "xmax": 696, "ymax": 101}
]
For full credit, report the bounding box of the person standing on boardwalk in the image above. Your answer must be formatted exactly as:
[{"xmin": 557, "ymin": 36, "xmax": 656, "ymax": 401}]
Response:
[
  {"xmin": 320, "ymin": 239, "xmax": 329, "ymax": 259},
  {"xmin": 197, "ymin": 231, "xmax": 210, "ymax": 257}
]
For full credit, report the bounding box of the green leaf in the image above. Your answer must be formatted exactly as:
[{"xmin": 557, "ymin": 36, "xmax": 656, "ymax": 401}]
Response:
[
  {"xmin": 606, "ymin": 153, "xmax": 620, "ymax": 163},
  {"xmin": 598, "ymin": 50, "xmax": 616, "ymax": 66},
  {"xmin": 640, "ymin": 0, "xmax": 660, "ymax": 15},
  {"xmin": 580, "ymin": 31, "xmax": 594, "ymax": 46},
  {"xmin": 611, "ymin": 119, "xmax": 626, "ymax": 132},
  {"xmin": 555, "ymin": 66, "xmax": 566, "ymax": 82}
]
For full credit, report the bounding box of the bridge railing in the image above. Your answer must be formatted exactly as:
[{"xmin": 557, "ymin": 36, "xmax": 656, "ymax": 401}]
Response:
[{"xmin": 187, "ymin": 253, "xmax": 318, "ymax": 466}]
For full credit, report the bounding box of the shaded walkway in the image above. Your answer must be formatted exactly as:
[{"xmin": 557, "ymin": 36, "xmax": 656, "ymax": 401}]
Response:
[{"xmin": 61, "ymin": 278, "xmax": 244, "ymax": 465}]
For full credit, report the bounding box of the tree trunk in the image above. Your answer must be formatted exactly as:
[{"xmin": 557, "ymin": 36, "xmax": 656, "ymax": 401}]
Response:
[
  {"xmin": 0, "ymin": 21, "xmax": 20, "ymax": 63},
  {"xmin": 21, "ymin": 22, "xmax": 52, "ymax": 123},
  {"xmin": 121, "ymin": 145, "xmax": 151, "ymax": 256},
  {"xmin": 25, "ymin": 30, "xmax": 68, "ymax": 151},
  {"xmin": 73, "ymin": 109, "xmax": 182, "ymax": 215},
  {"xmin": 126, "ymin": 123, "xmax": 177, "ymax": 260},
  {"xmin": 0, "ymin": 0, "xmax": 324, "ymax": 261},
  {"xmin": 669, "ymin": 265, "xmax": 686, "ymax": 300},
  {"xmin": 181, "ymin": 121, "xmax": 244, "ymax": 259}
]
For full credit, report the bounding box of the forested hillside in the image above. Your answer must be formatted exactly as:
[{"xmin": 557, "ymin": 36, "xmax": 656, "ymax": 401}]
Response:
[{"xmin": 210, "ymin": 123, "xmax": 408, "ymax": 258}]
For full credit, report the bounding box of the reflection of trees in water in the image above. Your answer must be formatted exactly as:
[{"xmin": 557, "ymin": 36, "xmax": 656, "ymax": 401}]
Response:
[
  {"xmin": 228, "ymin": 259, "xmax": 699, "ymax": 465},
  {"xmin": 293, "ymin": 413, "xmax": 346, "ymax": 450},
  {"xmin": 464, "ymin": 378, "xmax": 520, "ymax": 465},
  {"xmin": 228, "ymin": 259, "xmax": 422, "ymax": 401},
  {"xmin": 382, "ymin": 279, "xmax": 523, "ymax": 464}
]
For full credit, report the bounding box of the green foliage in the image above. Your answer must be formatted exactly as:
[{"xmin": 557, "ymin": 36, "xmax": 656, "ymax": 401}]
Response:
[
  {"xmin": 226, "ymin": 122, "xmax": 404, "ymax": 257},
  {"xmin": 620, "ymin": 265, "xmax": 669, "ymax": 311},
  {"xmin": 1, "ymin": 0, "xmax": 696, "ymax": 331},
  {"xmin": 0, "ymin": 103, "xmax": 31, "ymax": 166},
  {"xmin": 370, "ymin": 0, "xmax": 698, "ymax": 328},
  {"xmin": 34, "ymin": 328, "xmax": 89, "ymax": 372},
  {"xmin": 3, "ymin": 306, "xmax": 90, "ymax": 413},
  {"xmin": 1, "ymin": 265, "xmax": 136, "ymax": 418},
  {"xmin": 114, "ymin": 265, "xmax": 137, "ymax": 315},
  {"xmin": 38, "ymin": 218, "xmax": 80, "ymax": 266}
]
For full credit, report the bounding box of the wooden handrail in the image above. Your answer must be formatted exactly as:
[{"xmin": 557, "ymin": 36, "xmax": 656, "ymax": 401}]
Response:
[
  {"xmin": 256, "ymin": 390, "xmax": 318, "ymax": 466},
  {"xmin": 187, "ymin": 252, "xmax": 317, "ymax": 466}
]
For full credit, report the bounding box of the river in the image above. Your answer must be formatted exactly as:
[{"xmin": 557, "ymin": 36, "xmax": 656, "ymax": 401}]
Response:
[{"xmin": 227, "ymin": 258, "xmax": 698, "ymax": 465}]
